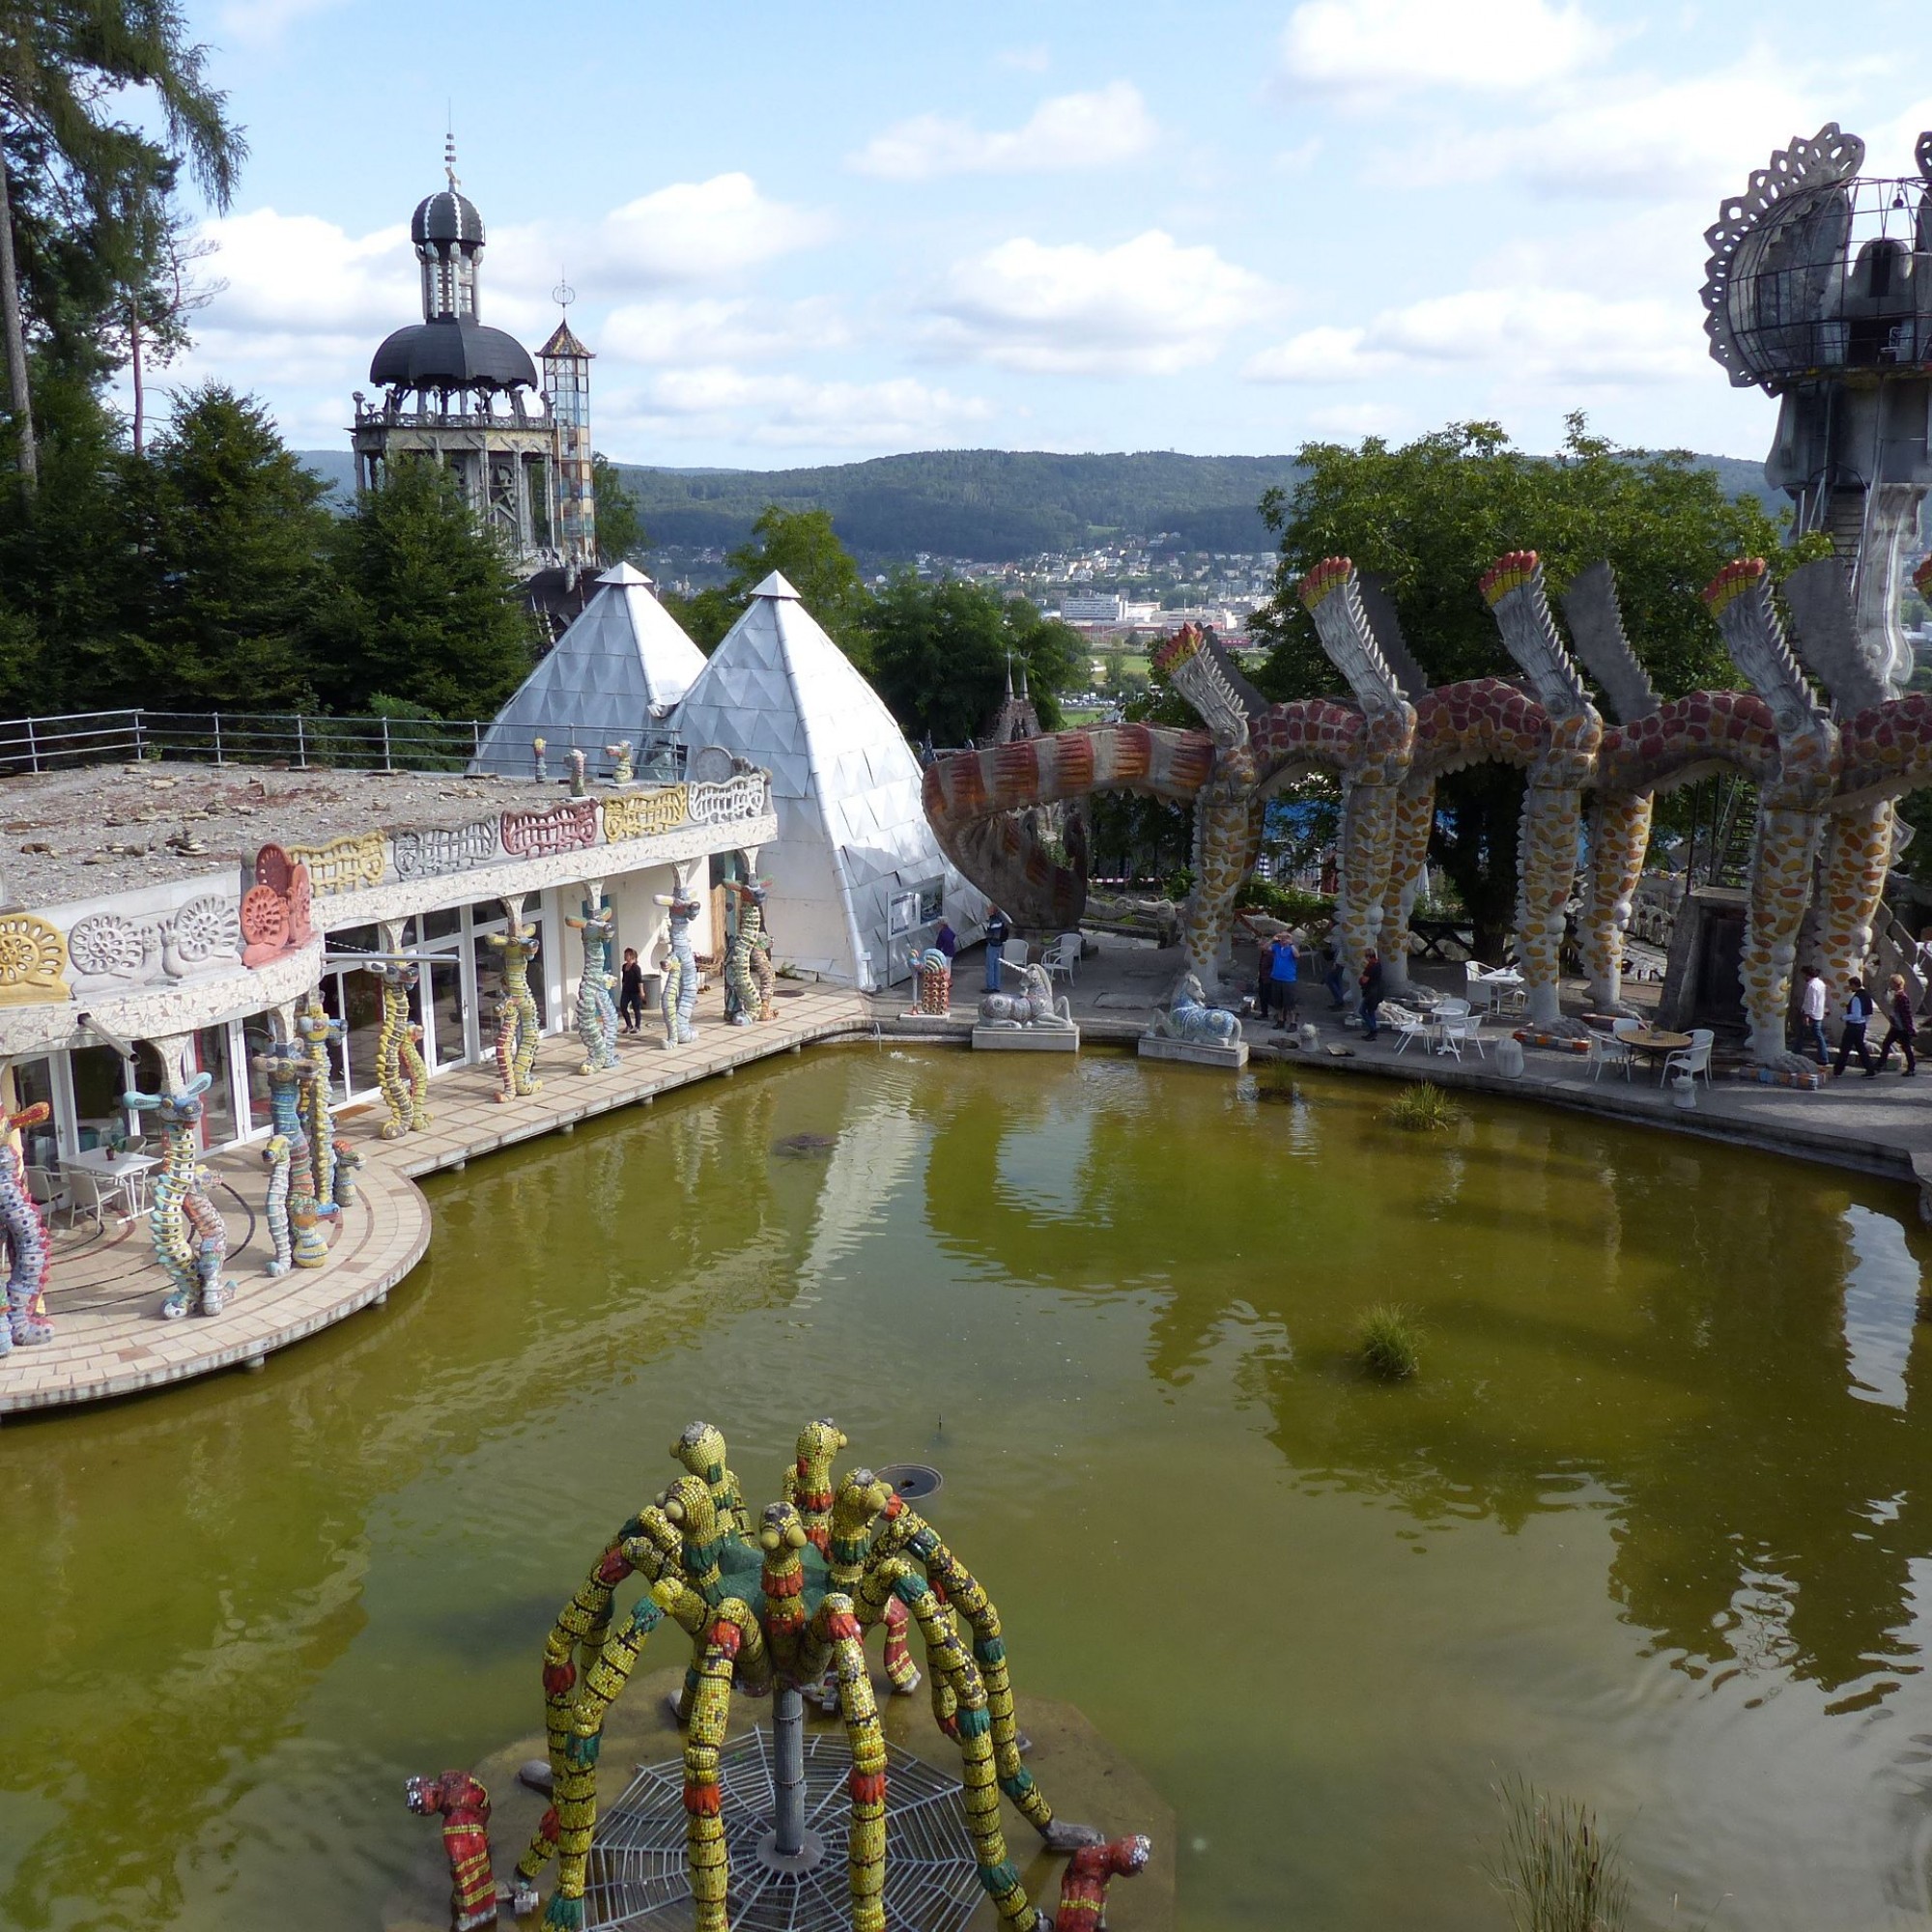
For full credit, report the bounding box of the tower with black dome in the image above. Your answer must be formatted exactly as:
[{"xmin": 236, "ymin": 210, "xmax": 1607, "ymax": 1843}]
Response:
[{"xmin": 350, "ymin": 139, "xmax": 598, "ymax": 575}]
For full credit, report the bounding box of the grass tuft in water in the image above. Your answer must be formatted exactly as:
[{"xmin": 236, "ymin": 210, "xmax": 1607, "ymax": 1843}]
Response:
[
  {"xmin": 1254, "ymin": 1063, "xmax": 1300, "ymax": 1104},
  {"xmin": 1355, "ymin": 1302, "xmax": 1422, "ymax": 1381},
  {"xmin": 1383, "ymin": 1080, "xmax": 1464, "ymax": 1132},
  {"xmin": 1487, "ymin": 1776, "xmax": 1630, "ymax": 1932}
]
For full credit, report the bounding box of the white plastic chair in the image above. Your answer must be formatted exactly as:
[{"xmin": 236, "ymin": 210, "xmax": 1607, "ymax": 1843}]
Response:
[
  {"xmin": 64, "ymin": 1167, "xmax": 131, "ymax": 1234},
  {"xmin": 1463, "ymin": 961, "xmax": 1499, "ymax": 1012},
  {"xmin": 1386, "ymin": 1005, "xmax": 1434, "ymax": 1054},
  {"xmin": 1662, "ymin": 1028, "xmax": 1714, "ymax": 1088},
  {"xmin": 1434, "ymin": 997, "xmax": 1471, "ymax": 1021},
  {"xmin": 1006, "ymin": 939, "xmax": 1028, "ymax": 970},
  {"xmin": 1587, "ymin": 1029, "xmax": 1633, "ymax": 1082},
  {"xmin": 1041, "ymin": 935, "xmax": 1079, "ymax": 988},
  {"xmin": 25, "ymin": 1165, "xmax": 70, "ymax": 1223},
  {"xmin": 1438, "ymin": 1013, "xmax": 1486, "ymax": 1061}
]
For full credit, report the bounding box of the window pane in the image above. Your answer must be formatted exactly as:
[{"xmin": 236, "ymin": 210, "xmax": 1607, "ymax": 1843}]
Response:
[
  {"xmin": 71, "ymin": 1044, "xmax": 130, "ymax": 1151},
  {"xmin": 193, "ymin": 1026, "xmax": 238, "ymax": 1149}
]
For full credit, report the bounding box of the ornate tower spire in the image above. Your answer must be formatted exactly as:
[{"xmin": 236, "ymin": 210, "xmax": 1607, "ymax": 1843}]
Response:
[{"xmin": 540, "ymin": 275, "xmax": 598, "ymax": 570}]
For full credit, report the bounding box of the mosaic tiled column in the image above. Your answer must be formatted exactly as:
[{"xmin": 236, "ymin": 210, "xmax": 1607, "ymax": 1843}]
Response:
[
  {"xmin": 1579, "ymin": 792, "xmax": 1654, "ymax": 1013},
  {"xmin": 1814, "ymin": 800, "xmax": 1894, "ymax": 1002},
  {"xmin": 1184, "ymin": 790, "xmax": 1264, "ymax": 987},
  {"xmin": 1377, "ymin": 779, "xmax": 1435, "ymax": 995},
  {"xmin": 1743, "ymin": 806, "xmax": 1828, "ymax": 1065},
  {"xmin": 1333, "ymin": 782, "xmax": 1398, "ymax": 993}
]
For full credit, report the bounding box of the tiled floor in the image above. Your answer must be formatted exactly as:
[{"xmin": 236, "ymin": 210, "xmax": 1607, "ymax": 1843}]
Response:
[{"xmin": 1, "ymin": 980, "xmax": 867, "ymax": 1414}]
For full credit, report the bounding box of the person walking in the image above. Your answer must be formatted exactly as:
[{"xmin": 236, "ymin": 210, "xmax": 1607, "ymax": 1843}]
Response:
[
  {"xmin": 1833, "ymin": 975, "xmax": 1878, "ymax": 1077},
  {"xmin": 1269, "ymin": 929, "xmax": 1300, "ymax": 1023},
  {"xmin": 935, "ymin": 920, "xmax": 958, "ymax": 965},
  {"xmin": 618, "ymin": 947, "xmax": 645, "ymax": 1035},
  {"xmin": 1359, "ymin": 947, "xmax": 1385, "ymax": 1040},
  {"xmin": 1797, "ymin": 966, "xmax": 1829, "ymax": 1066},
  {"xmin": 1875, "ymin": 973, "xmax": 1918, "ymax": 1075},
  {"xmin": 1322, "ymin": 933, "xmax": 1350, "ymax": 1009},
  {"xmin": 983, "ymin": 908, "xmax": 1010, "ymax": 994}
]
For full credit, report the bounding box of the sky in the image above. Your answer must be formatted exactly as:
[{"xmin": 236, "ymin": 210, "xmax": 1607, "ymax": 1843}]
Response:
[{"xmin": 148, "ymin": 0, "xmax": 1932, "ymax": 470}]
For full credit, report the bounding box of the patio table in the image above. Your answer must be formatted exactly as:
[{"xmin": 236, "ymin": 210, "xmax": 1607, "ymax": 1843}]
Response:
[{"xmin": 63, "ymin": 1148, "xmax": 159, "ymax": 1222}]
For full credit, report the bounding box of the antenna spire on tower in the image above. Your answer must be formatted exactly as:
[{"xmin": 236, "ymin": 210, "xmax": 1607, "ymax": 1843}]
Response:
[{"xmin": 443, "ymin": 128, "xmax": 460, "ymax": 192}]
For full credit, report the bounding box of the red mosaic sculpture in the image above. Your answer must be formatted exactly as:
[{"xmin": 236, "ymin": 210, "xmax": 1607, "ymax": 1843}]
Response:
[
  {"xmin": 241, "ymin": 844, "xmax": 314, "ymax": 968},
  {"xmin": 406, "ymin": 1771, "xmax": 497, "ymax": 1932}
]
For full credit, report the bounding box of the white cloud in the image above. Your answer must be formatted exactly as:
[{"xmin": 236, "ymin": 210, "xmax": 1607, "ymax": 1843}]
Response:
[
  {"xmin": 600, "ymin": 296, "xmax": 852, "ymax": 364},
  {"xmin": 198, "ymin": 209, "xmax": 415, "ymax": 336},
  {"xmin": 849, "ymin": 82, "xmax": 1156, "ymax": 181},
  {"xmin": 1278, "ymin": 0, "xmax": 1612, "ymax": 99},
  {"xmin": 217, "ymin": 0, "xmax": 343, "ymax": 47},
  {"xmin": 997, "ymin": 45, "xmax": 1051, "ymax": 73},
  {"xmin": 1246, "ymin": 285, "xmax": 1701, "ymax": 386},
  {"xmin": 926, "ymin": 230, "xmax": 1272, "ymax": 376},
  {"xmin": 626, "ymin": 367, "xmax": 991, "ymax": 449}
]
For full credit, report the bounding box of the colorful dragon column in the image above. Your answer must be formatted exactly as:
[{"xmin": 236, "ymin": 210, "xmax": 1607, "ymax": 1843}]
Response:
[
  {"xmin": 366, "ymin": 961, "xmax": 432, "ymax": 1138},
  {"xmin": 294, "ymin": 996, "xmax": 344, "ymax": 1208},
  {"xmin": 1702, "ymin": 559, "xmax": 1841, "ymax": 1071},
  {"xmin": 0, "ymin": 1102, "xmax": 54, "ymax": 1351},
  {"xmin": 565, "ymin": 895, "xmax": 621, "ymax": 1074},
  {"xmin": 125, "ymin": 1072, "xmax": 233, "ymax": 1319},
  {"xmin": 1478, "ymin": 553, "xmax": 1605, "ymax": 1033},
  {"xmin": 657, "ymin": 889, "xmax": 701, "ymax": 1047},
  {"xmin": 722, "ymin": 877, "xmax": 776, "ymax": 1023},
  {"xmin": 1293, "ymin": 565, "xmax": 1418, "ymax": 993},
  {"xmin": 253, "ymin": 1040, "xmax": 331, "ymax": 1269},
  {"xmin": 487, "ymin": 920, "xmax": 543, "ymax": 1099}
]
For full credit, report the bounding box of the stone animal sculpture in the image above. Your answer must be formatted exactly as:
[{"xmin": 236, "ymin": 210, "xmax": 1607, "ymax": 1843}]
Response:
[
  {"xmin": 658, "ymin": 889, "xmax": 701, "ymax": 1047},
  {"xmin": 567, "ymin": 749, "xmax": 587, "ymax": 799},
  {"xmin": 1045, "ymin": 1833, "xmax": 1153, "ymax": 1931},
  {"xmin": 124, "ymin": 1072, "xmax": 233, "ymax": 1318},
  {"xmin": 406, "ymin": 1770, "xmax": 499, "ymax": 1932},
  {"xmin": 723, "ymin": 876, "xmax": 775, "ymax": 1024},
  {"xmin": 332, "ymin": 1141, "xmax": 360, "ymax": 1211},
  {"xmin": 487, "ymin": 921, "xmax": 543, "ymax": 1099},
  {"xmin": 908, "ymin": 944, "xmax": 952, "ymax": 1016},
  {"xmin": 295, "ymin": 996, "xmax": 344, "ymax": 1205},
  {"xmin": 565, "ymin": 895, "xmax": 621, "ymax": 1073},
  {"xmin": 509, "ymin": 1417, "xmax": 1111, "ymax": 1932},
  {"xmin": 367, "ymin": 960, "xmax": 431, "ymax": 1138},
  {"xmin": 0, "ymin": 1102, "xmax": 54, "ymax": 1350},
  {"xmin": 531, "ymin": 737, "xmax": 548, "ymax": 783},
  {"xmin": 605, "ymin": 741, "xmax": 635, "ymax": 785},
  {"xmin": 253, "ymin": 1040, "xmax": 331, "ymax": 1268},
  {"xmin": 977, "ymin": 960, "xmax": 1073, "ymax": 1030},
  {"xmin": 1149, "ymin": 971, "xmax": 1242, "ymax": 1046}
]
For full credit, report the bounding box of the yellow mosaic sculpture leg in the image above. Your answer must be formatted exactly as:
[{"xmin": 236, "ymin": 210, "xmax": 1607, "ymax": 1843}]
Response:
[
  {"xmin": 1333, "ymin": 781, "xmax": 1399, "ymax": 992},
  {"xmin": 1815, "ymin": 800, "xmax": 1894, "ymax": 1001},
  {"xmin": 1580, "ymin": 793, "xmax": 1653, "ymax": 1014},
  {"xmin": 1377, "ymin": 779, "xmax": 1435, "ymax": 996},
  {"xmin": 820, "ymin": 1595, "xmax": 888, "ymax": 1932},
  {"xmin": 1743, "ymin": 805, "xmax": 1827, "ymax": 1069},
  {"xmin": 1517, "ymin": 781, "xmax": 1583, "ymax": 1031}
]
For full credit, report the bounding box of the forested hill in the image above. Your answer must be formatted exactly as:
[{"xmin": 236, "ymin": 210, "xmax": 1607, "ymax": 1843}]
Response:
[{"xmin": 294, "ymin": 446, "xmax": 1781, "ymax": 561}]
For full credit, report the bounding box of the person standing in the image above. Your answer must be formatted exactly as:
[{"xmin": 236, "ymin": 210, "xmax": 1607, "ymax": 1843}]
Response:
[
  {"xmin": 1270, "ymin": 929, "xmax": 1300, "ymax": 1023},
  {"xmin": 1833, "ymin": 975, "xmax": 1877, "ymax": 1076},
  {"xmin": 618, "ymin": 947, "xmax": 645, "ymax": 1035},
  {"xmin": 935, "ymin": 920, "xmax": 958, "ymax": 964},
  {"xmin": 982, "ymin": 908, "xmax": 1010, "ymax": 993},
  {"xmin": 1359, "ymin": 947, "xmax": 1385, "ymax": 1040},
  {"xmin": 1797, "ymin": 966, "xmax": 1829, "ymax": 1065},
  {"xmin": 1875, "ymin": 973, "xmax": 1918, "ymax": 1075},
  {"xmin": 1322, "ymin": 932, "xmax": 1350, "ymax": 1009}
]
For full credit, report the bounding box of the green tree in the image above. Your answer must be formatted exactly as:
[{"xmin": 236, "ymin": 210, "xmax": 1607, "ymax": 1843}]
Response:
[
  {"xmin": 1250, "ymin": 416, "xmax": 1808, "ymax": 955},
  {"xmin": 668, "ymin": 503, "xmax": 873, "ymax": 663},
  {"xmin": 0, "ymin": 0, "xmax": 247, "ymax": 485},
  {"xmin": 314, "ymin": 458, "xmax": 535, "ymax": 717},
  {"xmin": 590, "ymin": 451, "xmax": 644, "ymax": 563},
  {"xmin": 863, "ymin": 574, "xmax": 1082, "ymax": 745},
  {"xmin": 109, "ymin": 384, "xmax": 331, "ymax": 709}
]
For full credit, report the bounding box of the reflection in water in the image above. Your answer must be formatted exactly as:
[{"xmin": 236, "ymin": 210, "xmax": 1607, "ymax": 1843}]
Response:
[{"xmin": 2, "ymin": 1048, "xmax": 1930, "ymax": 1932}]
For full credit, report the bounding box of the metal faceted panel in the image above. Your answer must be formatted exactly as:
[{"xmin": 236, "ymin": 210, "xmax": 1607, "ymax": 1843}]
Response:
[{"xmin": 583, "ymin": 1728, "xmax": 981, "ymax": 1932}]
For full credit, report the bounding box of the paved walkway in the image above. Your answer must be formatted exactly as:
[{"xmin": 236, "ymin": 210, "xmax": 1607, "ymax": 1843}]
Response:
[{"xmin": 1, "ymin": 981, "xmax": 866, "ymax": 1415}]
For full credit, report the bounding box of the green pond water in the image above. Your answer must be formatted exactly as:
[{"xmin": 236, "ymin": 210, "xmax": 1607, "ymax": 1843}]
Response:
[{"xmin": 5, "ymin": 1046, "xmax": 1932, "ymax": 1931}]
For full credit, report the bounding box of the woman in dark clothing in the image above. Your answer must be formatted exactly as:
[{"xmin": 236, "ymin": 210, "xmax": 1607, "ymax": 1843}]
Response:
[
  {"xmin": 1834, "ymin": 975, "xmax": 1877, "ymax": 1076},
  {"xmin": 618, "ymin": 947, "xmax": 645, "ymax": 1034},
  {"xmin": 1874, "ymin": 973, "xmax": 1918, "ymax": 1074},
  {"xmin": 1358, "ymin": 947, "xmax": 1385, "ymax": 1039}
]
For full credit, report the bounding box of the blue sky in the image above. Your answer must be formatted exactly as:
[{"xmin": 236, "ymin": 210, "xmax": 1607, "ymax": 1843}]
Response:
[{"xmin": 160, "ymin": 0, "xmax": 1932, "ymax": 469}]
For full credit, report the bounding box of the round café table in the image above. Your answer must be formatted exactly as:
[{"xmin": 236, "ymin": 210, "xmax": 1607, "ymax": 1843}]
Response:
[{"xmin": 1622, "ymin": 1027, "xmax": 1692, "ymax": 1082}]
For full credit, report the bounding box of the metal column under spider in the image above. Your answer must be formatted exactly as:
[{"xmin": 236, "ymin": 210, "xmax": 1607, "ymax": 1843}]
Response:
[{"xmin": 582, "ymin": 1723, "xmax": 984, "ymax": 1932}]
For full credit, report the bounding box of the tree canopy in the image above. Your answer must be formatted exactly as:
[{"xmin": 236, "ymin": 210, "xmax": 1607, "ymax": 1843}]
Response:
[
  {"xmin": 1250, "ymin": 417, "xmax": 1816, "ymax": 952},
  {"xmin": 669, "ymin": 503, "xmax": 875, "ymax": 666},
  {"xmin": 864, "ymin": 573, "xmax": 1082, "ymax": 747}
]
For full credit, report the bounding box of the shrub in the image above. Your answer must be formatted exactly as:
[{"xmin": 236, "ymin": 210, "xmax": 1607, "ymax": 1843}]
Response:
[
  {"xmin": 1253, "ymin": 1064, "xmax": 1299, "ymax": 1104},
  {"xmin": 1487, "ymin": 1777, "xmax": 1629, "ymax": 1932},
  {"xmin": 1355, "ymin": 1303, "xmax": 1422, "ymax": 1380},
  {"xmin": 1383, "ymin": 1081, "xmax": 1464, "ymax": 1132},
  {"xmin": 1236, "ymin": 876, "xmax": 1336, "ymax": 925}
]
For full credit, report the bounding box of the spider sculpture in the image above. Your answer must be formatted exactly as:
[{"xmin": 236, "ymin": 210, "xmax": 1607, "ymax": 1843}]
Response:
[{"xmin": 515, "ymin": 1417, "xmax": 1103, "ymax": 1932}]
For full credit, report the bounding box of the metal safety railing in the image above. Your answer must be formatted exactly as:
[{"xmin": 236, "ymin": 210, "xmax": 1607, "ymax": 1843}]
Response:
[{"xmin": 0, "ymin": 709, "xmax": 685, "ymax": 783}]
